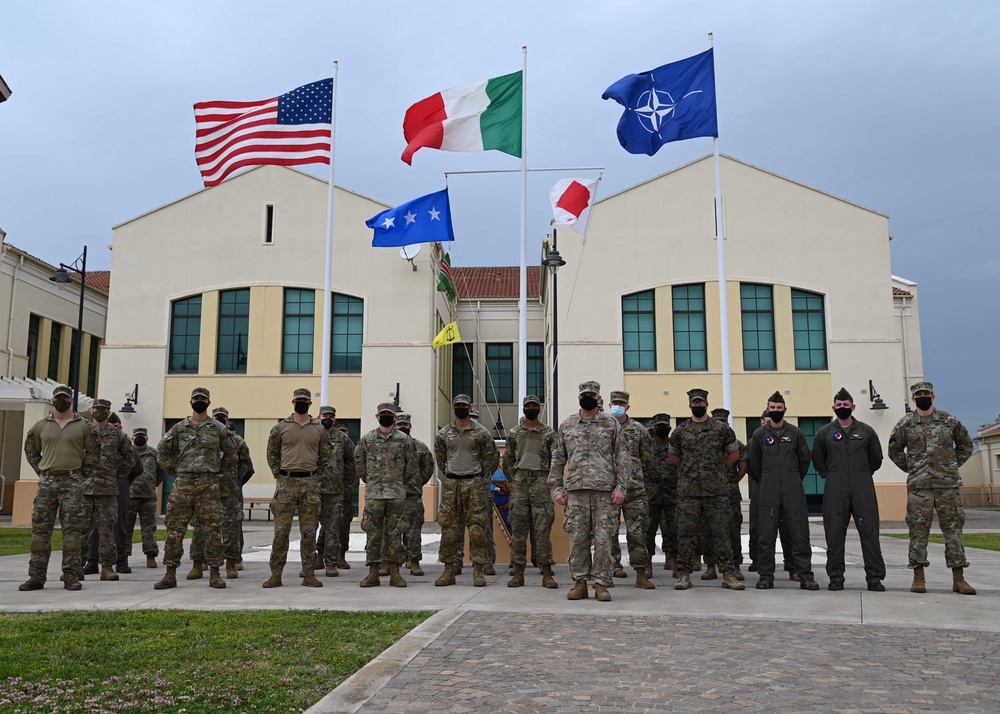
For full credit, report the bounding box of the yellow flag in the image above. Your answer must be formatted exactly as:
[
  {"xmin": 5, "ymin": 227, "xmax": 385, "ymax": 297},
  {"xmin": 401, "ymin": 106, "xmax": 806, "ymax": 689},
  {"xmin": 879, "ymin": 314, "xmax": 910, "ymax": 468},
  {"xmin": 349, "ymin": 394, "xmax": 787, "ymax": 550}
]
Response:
[{"xmin": 432, "ymin": 321, "xmax": 462, "ymax": 349}]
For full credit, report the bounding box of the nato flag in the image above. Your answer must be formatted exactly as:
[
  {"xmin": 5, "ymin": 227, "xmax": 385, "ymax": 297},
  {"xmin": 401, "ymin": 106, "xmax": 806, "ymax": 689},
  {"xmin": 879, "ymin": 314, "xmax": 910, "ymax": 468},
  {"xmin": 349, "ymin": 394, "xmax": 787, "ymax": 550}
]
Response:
[
  {"xmin": 366, "ymin": 188, "xmax": 455, "ymax": 247},
  {"xmin": 602, "ymin": 48, "xmax": 717, "ymax": 156}
]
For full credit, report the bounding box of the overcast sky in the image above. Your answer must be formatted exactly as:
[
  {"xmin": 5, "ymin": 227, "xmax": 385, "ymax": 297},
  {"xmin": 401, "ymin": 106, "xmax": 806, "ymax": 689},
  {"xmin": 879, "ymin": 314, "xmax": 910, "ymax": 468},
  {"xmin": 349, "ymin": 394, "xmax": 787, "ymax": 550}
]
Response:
[{"xmin": 2, "ymin": 1, "xmax": 997, "ymax": 431}]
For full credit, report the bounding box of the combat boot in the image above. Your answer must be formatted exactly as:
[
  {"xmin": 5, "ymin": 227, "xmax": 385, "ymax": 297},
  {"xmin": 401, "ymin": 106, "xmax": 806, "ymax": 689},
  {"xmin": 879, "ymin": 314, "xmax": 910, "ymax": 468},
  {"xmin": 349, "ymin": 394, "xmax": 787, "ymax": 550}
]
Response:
[
  {"xmin": 733, "ymin": 565, "xmax": 745, "ymax": 582},
  {"xmin": 208, "ymin": 567, "xmax": 227, "ymax": 589},
  {"xmin": 409, "ymin": 561, "xmax": 425, "ymax": 576},
  {"xmin": 302, "ymin": 573, "xmax": 323, "ymax": 587},
  {"xmin": 186, "ymin": 561, "xmax": 205, "ymax": 580},
  {"xmin": 262, "ymin": 574, "xmax": 283, "ymax": 588},
  {"xmin": 721, "ymin": 571, "xmax": 745, "ymax": 590},
  {"xmin": 100, "ymin": 565, "xmax": 119, "ymax": 581},
  {"xmin": 146, "ymin": 555, "xmax": 158, "ymax": 569},
  {"xmin": 692, "ymin": 557, "xmax": 702, "ymax": 571},
  {"xmin": 225, "ymin": 559, "xmax": 239, "ymax": 579},
  {"xmin": 153, "ymin": 567, "xmax": 177, "ymax": 590},
  {"xmin": 435, "ymin": 566, "xmax": 456, "ymax": 587},
  {"xmin": 64, "ymin": 575, "xmax": 82, "ymax": 591},
  {"xmin": 235, "ymin": 562, "xmax": 244, "ymax": 571},
  {"xmin": 18, "ymin": 578, "xmax": 43, "ymax": 591},
  {"xmin": 83, "ymin": 561, "xmax": 99, "ymax": 575},
  {"xmin": 594, "ymin": 583, "xmax": 612, "ymax": 602},
  {"xmin": 613, "ymin": 565, "xmax": 627, "ymax": 578},
  {"xmin": 325, "ymin": 565, "xmax": 339, "ymax": 577},
  {"xmin": 910, "ymin": 566, "xmax": 926, "ymax": 593},
  {"xmin": 454, "ymin": 562, "xmax": 463, "ymax": 576},
  {"xmin": 314, "ymin": 553, "xmax": 324, "ymax": 570},
  {"xmin": 952, "ymin": 568, "xmax": 976, "ymax": 595},
  {"xmin": 360, "ymin": 564, "xmax": 381, "ymax": 588},
  {"xmin": 507, "ymin": 564, "xmax": 525, "ymax": 587},
  {"xmin": 472, "ymin": 565, "xmax": 487, "ymax": 587},
  {"xmin": 117, "ymin": 561, "xmax": 132, "ymax": 574},
  {"xmin": 674, "ymin": 573, "xmax": 692, "ymax": 590},
  {"xmin": 567, "ymin": 580, "xmax": 588, "ymax": 600},
  {"xmin": 388, "ymin": 563, "xmax": 407, "ymax": 588},
  {"xmin": 644, "ymin": 565, "xmax": 653, "ymax": 579},
  {"xmin": 788, "ymin": 571, "xmax": 801, "ymax": 582},
  {"xmin": 700, "ymin": 564, "xmax": 718, "ymax": 580},
  {"xmin": 338, "ymin": 557, "xmax": 350, "ymax": 570},
  {"xmin": 755, "ymin": 574, "xmax": 774, "ymax": 589},
  {"xmin": 483, "ymin": 563, "xmax": 496, "ymax": 576},
  {"xmin": 634, "ymin": 567, "xmax": 655, "ymax": 589},
  {"xmin": 379, "ymin": 562, "xmax": 390, "ymax": 576},
  {"xmin": 663, "ymin": 554, "xmax": 676, "ymax": 571},
  {"xmin": 541, "ymin": 564, "xmax": 558, "ymax": 589}
]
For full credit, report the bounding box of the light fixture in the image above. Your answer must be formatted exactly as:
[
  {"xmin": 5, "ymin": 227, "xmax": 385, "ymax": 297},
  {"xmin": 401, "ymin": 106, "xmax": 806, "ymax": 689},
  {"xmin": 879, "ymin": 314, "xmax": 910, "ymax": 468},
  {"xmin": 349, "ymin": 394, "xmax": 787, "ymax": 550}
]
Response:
[
  {"xmin": 120, "ymin": 384, "xmax": 139, "ymax": 417},
  {"xmin": 869, "ymin": 380, "xmax": 889, "ymax": 413},
  {"xmin": 543, "ymin": 241, "xmax": 567, "ymax": 426},
  {"xmin": 542, "ymin": 249, "xmax": 566, "ymax": 274},
  {"xmin": 49, "ymin": 246, "xmax": 87, "ymax": 412}
]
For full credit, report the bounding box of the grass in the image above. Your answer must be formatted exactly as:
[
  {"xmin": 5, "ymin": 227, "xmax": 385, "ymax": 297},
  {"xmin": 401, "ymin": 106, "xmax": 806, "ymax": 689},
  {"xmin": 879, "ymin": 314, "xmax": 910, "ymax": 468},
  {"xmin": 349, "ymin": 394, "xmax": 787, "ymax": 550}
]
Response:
[
  {"xmin": 0, "ymin": 529, "xmax": 191, "ymax": 557},
  {"xmin": 0, "ymin": 609, "xmax": 430, "ymax": 713},
  {"xmin": 884, "ymin": 532, "xmax": 1000, "ymax": 551}
]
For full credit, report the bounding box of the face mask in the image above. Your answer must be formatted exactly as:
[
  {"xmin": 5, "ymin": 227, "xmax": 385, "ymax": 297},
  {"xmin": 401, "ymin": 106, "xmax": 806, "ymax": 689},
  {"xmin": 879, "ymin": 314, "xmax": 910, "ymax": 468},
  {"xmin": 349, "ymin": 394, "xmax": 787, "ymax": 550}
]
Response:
[
  {"xmin": 454, "ymin": 407, "xmax": 470, "ymax": 420},
  {"xmin": 133, "ymin": 436, "xmax": 147, "ymax": 447},
  {"xmin": 321, "ymin": 418, "xmax": 334, "ymax": 429},
  {"xmin": 523, "ymin": 409, "xmax": 540, "ymax": 421},
  {"xmin": 378, "ymin": 414, "xmax": 395, "ymax": 427},
  {"xmin": 397, "ymin": 426, "xmax": 411, "ymax": 435},
  {"xmin": 690, "ymin": 406, "xmax": 707, "ymax": 419},
  {"xmin": 768, "ymin": 410, "xmax": 786, "ymax": 423},
  {"xmin": 191, "ymin": 401, "xmax": 209, "ymax": 414},
  {"xmin": 53, "ymin": 398, "xmax": 73, "ymax": 413},
  {"xmin": 579, "ymin": 396, "xmax": 599, "ymax": 411},
  {"xmin": 915, "ymin": 396, "xmax": 933, "ymax": 411},
  {"xmin": 654, "ymin": 425, "xmax": 670, "ymax": 438},
  {"xmin": 610, "ymin": 405, "xmax": 626, "ymax": 418},
  {"xmin": 293, "ymin": 402, "xmax": 310, "ymax": 415},
  {"xmin": 834, "ymin": 407, "xmax": 853, "ymax": 420},
  {"xmin": 92, "ymin": 410, "xmax": 110, "ymax": 422},
  {"xmin": 214, "ymin": 417, "xmax": 228, "ymax": 426}
]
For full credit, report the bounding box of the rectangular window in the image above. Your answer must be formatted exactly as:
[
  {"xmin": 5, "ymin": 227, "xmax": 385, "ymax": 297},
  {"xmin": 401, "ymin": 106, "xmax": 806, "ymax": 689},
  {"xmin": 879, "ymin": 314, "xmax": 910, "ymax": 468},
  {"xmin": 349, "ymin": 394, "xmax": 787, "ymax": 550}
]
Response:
[
  {"xmin": 169, "ymin": 296, "xmax": 202, "ymax": 374},
  {"xmin": 264, "ymin": 204, "xmax": 275, "ymax": 243},
  {"xmin": 86, "ymin": 336, "xmax": 100, "ymax": 396},
  {"xmin": 485, "ymin": 343, "xmax": 514, "ymax": 403},
  {"xmin": 791, "ymin": 289, "xmax": 827, "ymax": 370},
  {"xmin": 741, "ymin": 284, "xmax": 776, "ymax": 370},
  {"xmin": 798, "ymin": 417, "xmax": 832, "ymax": 514},
  {"xmin": 282, "ymin": 288, "xmax": 315, "ymax": 373},
  {"xmin": 451, "ymin": 343, "xmax": 474, "ymax": 398},
  {"xmin": 331, "ymin": 293, "xmax": 363, "ymax": 373},
  {"xmin": 227, "ymin": 418, "xmax": 245, "ymax": 439},
  {"xmin": 672, "ymin": 284, "xmax": 707, "ymax": 370},
  {"xmin": 526, "ymin": 342, "xmax": 545, "ymax": 402},
  {"xmin": 47, "ymin": 323, "xmax": 62, "ymax": 380},
  {"xmin": 216, "ymin": 288, "xmax": 251, "ymax": 374},
  {"xmin": 622, "ymin": 290, "xmax": 656, "ymax": 371},
  {"xmin": 27, "ymin": 314, "xmax": 40, "ymax": 379}
]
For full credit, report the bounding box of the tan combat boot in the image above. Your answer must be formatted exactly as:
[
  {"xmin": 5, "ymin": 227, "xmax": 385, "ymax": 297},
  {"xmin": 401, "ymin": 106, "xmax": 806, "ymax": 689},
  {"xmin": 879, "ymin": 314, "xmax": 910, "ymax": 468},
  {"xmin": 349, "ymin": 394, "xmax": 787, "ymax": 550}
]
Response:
[
  {"xmin": 325, "ymin": 565, "xmax": 339, "ymax": 577},
  {"xmin": 225, "ymin": 559, "xmax": 239, "ymax": 579},
  {"xmin": 388, "ymin": 563, "xmax": 407, "ymax": 588},
  {"xmin": 483, "ymin": 563, "xmax": 496, "ymax": 576},
  {"xmin": 613, "ymin": 565, "xmax": 627, "ymax": 578},
  {"xmin": 208, "ymin": 567, "xmax": 227, "ymax": 589},
  {"xmin": 644, "ymin": 565, "xmax": 653, "ymax": 579},
  {"xmin": 262, "ymin": 574, "xmax": 283, "ymax": 588},
  {"xmin": 146, "ymin": 555, "xmax": 158, "ymax": 569},
  {"xmin": 472, "ymin": 565, "xmax": 487, "ymax": 587},
  {"xmin": 733, "ymin": 565, "xmax": 745, "ymax": 581},
  {"xmin": 379, "ymin": 562, "xmax": 390, "ymax": 577},
  {"xmin": 567, "ymin": 580, "xmax": 588, "ymax": 600},
  {"xmin": 64, "ymin": 575, "xmax": 82, "ymax": 591},
  {"xmin": 360, "ymin": 564, "xmax": 381, "ymax": 588},
  {"xmin": 18, "ymin": 578, "xmax": 44, "ymax": 591},
  {"xmin": 302, "ymin": 573, "xmax": 324, "ymax": 587},
  {"xmin": 314, "ymin": 553, "xmax": 324, "ymax": 570},
  {"xmin": 675, "ymin": 573, "xmax": 693, "ymax": 590},
  {"xmin": 911, "ymin": 566, "xmax": 926, "ymax": 593},
  {"xmin": 663, "ymin": 554, "xmax": 676, "ymax": 571},
  {"xmin": 186, "ymin": 561, "xmax": 205, "ymax": 580},
  {"xmin": 409, "ymin": 561, "xmax": 425, "ymax": 576},
  {"xmin": 594, "ymin": 583, "xmax": 612, "ymax": 602},
  {"xmin": 434, "ymin": 566, "xmax": 456, "ymax": 587},
  {"xmin": 153, "ymin": 567, "xmax": 177, "ymax": 590},
  {"xmin": 635, "ymin": 567, "xmax": 655, "ymax": 589},
  {"xmin": 700, "ymin": 564, "xmax": 718, "ymax": 580},
  {"xmin": 693, "ymin": 557, "xmax": 702, "ymax": 571},
  {"xmin": 541, "ymin": 564, "xmax": 558, "ymax": 589},
  {"xmin": 235, "ymin": 562, "xmax": 244, "ymax": 571},
  {"xmin": 952, "ymin": 568, "xmax": 976, "ymax": 595},
  {"xmin": 721, "ymin": 570, "xmax": 745, "ymax": 590},
  {"xmin": 507, "ymin": 564, "xmax": 525, "ymax": 587},
  {"xmin": 100, "ymin": 565, "xmax": 119, "ymax": 582},
  {"xmin": 338, "ymin": 557, "xmax": 350, "ymax": 570}
]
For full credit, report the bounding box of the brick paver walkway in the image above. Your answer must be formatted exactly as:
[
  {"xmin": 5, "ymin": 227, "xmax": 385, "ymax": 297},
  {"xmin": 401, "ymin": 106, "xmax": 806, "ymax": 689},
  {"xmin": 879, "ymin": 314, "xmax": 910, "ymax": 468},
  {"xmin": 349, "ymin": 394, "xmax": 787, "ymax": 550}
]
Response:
[{"xmin": 357, "ymin": 611, "xmax": 999, "ymax": 713}]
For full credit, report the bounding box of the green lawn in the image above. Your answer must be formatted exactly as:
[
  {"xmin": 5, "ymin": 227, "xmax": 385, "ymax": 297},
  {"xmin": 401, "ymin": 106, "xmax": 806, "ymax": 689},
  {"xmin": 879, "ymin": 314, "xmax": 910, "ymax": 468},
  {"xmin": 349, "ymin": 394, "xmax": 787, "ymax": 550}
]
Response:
[
  {"xmin": 884, "ymin": 532, "xmax": 1000, "ymax": 551},
  {"xmin": 0, "ymin": 610, "xmax": 430, "ymax": 713},
  {"xmin": 0, "ymin": 529, "xmax": 191, "ymax": 557}
]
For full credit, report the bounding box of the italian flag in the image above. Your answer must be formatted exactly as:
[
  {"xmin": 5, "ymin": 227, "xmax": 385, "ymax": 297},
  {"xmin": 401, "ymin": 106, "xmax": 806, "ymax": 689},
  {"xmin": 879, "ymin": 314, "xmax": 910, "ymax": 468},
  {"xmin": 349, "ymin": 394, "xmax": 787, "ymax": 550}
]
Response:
[{"xmin": 401, "ymin": 71, "xmax": 522, "ymax": 165}]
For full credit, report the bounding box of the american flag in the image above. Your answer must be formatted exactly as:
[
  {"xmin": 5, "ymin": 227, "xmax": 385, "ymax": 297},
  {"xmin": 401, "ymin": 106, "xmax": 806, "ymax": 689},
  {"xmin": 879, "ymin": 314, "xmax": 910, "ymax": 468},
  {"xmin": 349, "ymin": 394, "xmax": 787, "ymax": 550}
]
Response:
[{"xmin": 194, "ymin": 78, "xmax": 332, "ymax": 187}]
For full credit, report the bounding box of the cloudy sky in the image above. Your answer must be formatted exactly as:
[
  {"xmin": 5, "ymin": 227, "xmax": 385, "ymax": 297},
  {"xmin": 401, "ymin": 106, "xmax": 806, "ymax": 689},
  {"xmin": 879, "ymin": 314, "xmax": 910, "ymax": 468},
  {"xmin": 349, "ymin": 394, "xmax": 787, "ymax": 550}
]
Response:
[{"xmin": 2, "ymin": 1, "xmax": 998, "ymax": 430}]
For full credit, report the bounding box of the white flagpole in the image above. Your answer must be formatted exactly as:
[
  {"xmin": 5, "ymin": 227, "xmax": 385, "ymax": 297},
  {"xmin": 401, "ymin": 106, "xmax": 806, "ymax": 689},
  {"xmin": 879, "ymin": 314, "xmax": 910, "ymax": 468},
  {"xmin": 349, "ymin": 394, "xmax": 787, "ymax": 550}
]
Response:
[
  {"xmin": 518, "ymin": 45, "xmax": 528, "ymax": 406},
  {"xmin": 320, "ymin": 61, "xmax": 338, "ymax": 409},
  {"xmin": 709, "ymin": 34, "xmax": 732, "ymax": 416}
]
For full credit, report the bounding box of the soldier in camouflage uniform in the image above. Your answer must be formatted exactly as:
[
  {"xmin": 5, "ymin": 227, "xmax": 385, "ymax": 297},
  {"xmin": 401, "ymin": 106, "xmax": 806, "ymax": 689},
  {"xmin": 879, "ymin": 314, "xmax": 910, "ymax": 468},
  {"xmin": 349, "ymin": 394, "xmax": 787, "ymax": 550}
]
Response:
[
  {"xmin": 669, "ymin": 388, "xmax": 744, "ymax": 591},
  {"xmin": 711, "ymin": 408, "xmax": 748, "ymax": 581},
  {"xmin": 607, "ymin": 391, "xmax": 655, "ymax": 589},
  {"xmin": 155, "ymin": 387, "xmax": 237, "ymax": 590},
  {"xmin": 435, "ymin": 394, "xmax": 500, "ymax": 588},
  {"xmin": 455, "ymin": 407, "xmax": 498, "ymax": 576},
  {"xmin": 645, "ymin": 413, "xmax": 677, "ymax": 572},
  {"xmin": 549, "ymin": 381, "xmax": 629, "ymax": 602},
  {"xmin": 393, "ymin": 413, "xmax": 435, "ymax": 576},
  {"xmin": 21, "ymin": 384, "xmax": 100, "ymax": 591},
  {"xmin": 80, "ymin": 398, "xmax": 136, "ymax": 582},
  {"xmin": 504, "ymin": 395, "xmax": 558, "ymax": 589},
  {"xmin": 125, "ymin": 427, "xmax": 164, "ymax": 569},
  {"xmin": 337, "ymin": 422, "xmax": 356, "ymax": 570},
  {"xmin": 262, "ymin": 388, "xmax": 330, "ymax": 589},
  {"xmin": 355, "ymin": 402, "xmax": 416, "ymax": 588},
  {"xmin": 313, "ymin": 406, "xmax": 355, "ymax": 577},
  {"xmin": 888, "ymin": 381, "xmax": 976, "ymax": 595}
]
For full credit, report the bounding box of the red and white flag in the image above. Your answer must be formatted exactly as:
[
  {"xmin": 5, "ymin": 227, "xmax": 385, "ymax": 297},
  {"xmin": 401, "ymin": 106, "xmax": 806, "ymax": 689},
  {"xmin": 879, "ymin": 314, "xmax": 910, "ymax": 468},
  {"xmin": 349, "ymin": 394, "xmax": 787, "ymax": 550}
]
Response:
[{"xmin": 549, "ymin": 178, "xmax": 599, "ymax": 235}]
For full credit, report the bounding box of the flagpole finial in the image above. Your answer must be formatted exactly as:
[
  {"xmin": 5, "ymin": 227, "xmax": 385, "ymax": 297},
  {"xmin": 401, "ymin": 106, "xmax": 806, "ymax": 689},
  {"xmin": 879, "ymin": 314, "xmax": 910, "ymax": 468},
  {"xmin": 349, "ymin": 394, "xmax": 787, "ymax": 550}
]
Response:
[{"xmin": 708, "ymin": 32, "xmax": 714, "ymax": 46}]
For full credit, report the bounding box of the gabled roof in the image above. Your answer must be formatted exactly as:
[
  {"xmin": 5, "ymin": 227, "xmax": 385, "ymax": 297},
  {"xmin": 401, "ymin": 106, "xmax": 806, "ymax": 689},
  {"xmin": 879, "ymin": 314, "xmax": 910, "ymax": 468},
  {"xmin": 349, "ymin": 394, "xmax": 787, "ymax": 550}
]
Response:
[
  {"xmin": 978, "ymin": 422, "xmax": 1000, "ymax": 439},
  {"xmin": 3, "ymin": 243, "xmax": 109, "ymax": 296},
  {"xmin": 453, "ymin": 266, "xmax": 540, "ymax": 300},
  {"xmin": 0, "ymin": 73, "xmax": 11, "ymax": 102},
  {"xmin": 892, "ymin": 287, "xmax": 911, "ymax": 296}
]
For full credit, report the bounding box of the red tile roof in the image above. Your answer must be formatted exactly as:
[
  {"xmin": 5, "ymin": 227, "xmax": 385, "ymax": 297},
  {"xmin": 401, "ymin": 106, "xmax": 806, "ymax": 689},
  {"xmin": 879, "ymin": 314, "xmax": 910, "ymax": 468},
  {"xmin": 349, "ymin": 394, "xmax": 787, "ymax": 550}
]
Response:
[
  {"xmin": 452, "ymin": 266, "xmax": 540, "ymax": 300},
  {"xmin": 979, "ymin": 422, "xmax": 1000, "ymax": 439},
  {"xmin": 892, "ymin": 287, "xmax": 911, "ymax": 296},
  {"xmin": 74, "ymin": 271, "xmax": 111, "ymax": 294}
]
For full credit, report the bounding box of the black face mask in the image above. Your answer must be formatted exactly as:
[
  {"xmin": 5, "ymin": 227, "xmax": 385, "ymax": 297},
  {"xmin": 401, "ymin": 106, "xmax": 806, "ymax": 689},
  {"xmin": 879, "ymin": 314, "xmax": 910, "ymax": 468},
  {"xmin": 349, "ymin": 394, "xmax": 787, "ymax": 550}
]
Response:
[
  {"xmin": 834, "ymin": 407, "xmax": 853, "ymax": 420},
  {"xmin": 397, "ymin": 426, "xmax": 411, "ymax": 435},
  {"xmin": 579, "ymin": 396, "xmax": 599, "ymax": 411},
  {"xmin": 915, "ymin": 396, "xmax": 933, "ymax": 411},
  {"xmin": 321, "ymin": 418, "xmax": 334, "ymax": 430},
  {"xmin": 454, "ymin": 407, "xmax": 470, "ymax": 420},
  {"xmin": 378, "ymin": 414, "xmax": 395, "ymax": 427},
  {"xmin": 768, "ymin": 410, "xmax": 786, "ymax": 423},
  {"xmin": 133, "ymin": 436, "xmax": 147, "ymax": 447},
  {"xmin": 690, "ymin": 406, "xmax": 707, "ymax": 418},
  {"xmin": 523, "ymin": 409, "xmax": 540, "ymax": 421},
  {"xmin": 191, "ymin": 401, "xmax": 209, "ymax": 414},
  {"xmin": 214, "ymin": 417, "xmax": 228, "ymax": 426},
  {"xmin": 654, "ymin": 425, "xmax": 670, "ymax": 438},
  {"xmin": 293, "ymin": 402, "xmax": 310, "ymax": 415}
]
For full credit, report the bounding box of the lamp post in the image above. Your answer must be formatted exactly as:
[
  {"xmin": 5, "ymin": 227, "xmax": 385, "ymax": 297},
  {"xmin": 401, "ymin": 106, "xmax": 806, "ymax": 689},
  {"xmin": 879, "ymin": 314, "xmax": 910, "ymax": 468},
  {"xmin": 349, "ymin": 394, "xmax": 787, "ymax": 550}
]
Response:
[
  {"xmin": 49, "ymin": 246, "xmax": 88, "ymax": 412},
  {"xmin": 542, "ymin": 231, "xmax": 567, "ymax": 426}
]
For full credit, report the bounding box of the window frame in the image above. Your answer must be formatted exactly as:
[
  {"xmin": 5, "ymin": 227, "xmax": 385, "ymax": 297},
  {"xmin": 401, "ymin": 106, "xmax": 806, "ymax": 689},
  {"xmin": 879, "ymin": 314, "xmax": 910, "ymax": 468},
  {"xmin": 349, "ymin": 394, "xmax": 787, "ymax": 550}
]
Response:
[
  {"xmin": 740, "ymin": 283, "xmax": 776, "ymax": 371},
  {"xmin": 622, "ymin": 290, "xmax": 657, "ymax": 372},
  {"xmin": 282, "ymin": 288, "xmax": 315, "ymax": 374},
  {"xmin": 791, "ymin": 288, "xmax": 828, "ymax": 370},
  {"xmin": 526, "ymin": 342, "xmax": 545, "ymax": 402},
  {"xmin": 168, "ymin": 295, "xmax": 202, "ymax": 374},
  {"xmin": 672, "ymin": 283, "xmax": 707, "ymax": 371},
  {"xmin": 451, "ymin": 342, "xmax": 475, "ymax": 399},
  {"xmin": 485, "ymin": 343, "xmax": 514, "ymax": 404},
  {"xmin": 216, "ymin": 288, "xmax": 251, "ymax": 374},
  {"xmin": 330, "ymin": 293, "xmax": 363, "ymax": 374}
]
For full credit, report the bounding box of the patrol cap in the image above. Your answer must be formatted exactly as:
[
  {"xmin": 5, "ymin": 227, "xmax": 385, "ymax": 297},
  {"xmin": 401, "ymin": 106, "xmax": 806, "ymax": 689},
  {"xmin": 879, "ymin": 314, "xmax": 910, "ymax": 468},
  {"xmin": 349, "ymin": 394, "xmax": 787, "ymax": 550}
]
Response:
[
  {"xmin": 52, "ymin": 385, "xmax": 73, "ymax": 398},
  {"xmin": 767, "ymin": 391, "xmax": 785, "ymax": 404},
  {"xmin": 336, "ymin": 423, "xmax": 349, "ymax": 434},
  {"xmin": 212, "ymin": 406, "xmax": 229, "ymax": 417},
  {"xmin": 293, "ymin": 387, "xmax": 312, "ymax": 400},
  {"xmin": 910, "ymin": 381, "xmax": 934, "ymax": 394},
  {"xmin": 132, "ymin": 427, "xmax": 148, "ymax": 436},
  {"xmin": 833, "ymin": 387, "xmax": 853, "ymax": 402},
  {"xmin": 470, "ymin": 408, "xmax": 480, "ymax": 419},
  {"xmin": 92, "ymin": 398, "xmax": 112, "ymax": 409},
  {"xmin": 191, "ymin": 387, "xmax": 211, "ymax": 399},
  {"xmin": 452, "ymin": 394, "xmax": 472, "ymax": 406},
  {"xmin": 108, "ymin": 413, "xmax": 121, "ymax": 424},
  {"xmin": 523, "ymin": 395, "xmax": 541, "ymax": 407},
  {"xmin": 649, "ymin": 413, "xmax": 671, "ymax": 426},
  {"xmin": 376, "ymin": 402, "xmax": 397, "ymax": 414},
  {"xmin": 711, "ymin": 408, "xmax": 730, "ymax": 419},
  {"xmin": 609, "ymin": 390, "xmax": 630, "ymax": 403},
  {"xmin": 395, "ymin": 413, "xmax": 412, "ymax": 425},
  {"xmin": 319, "ymin": 405, "xmax": 336, "ymax": 416},
  {"xmin": 578, "ymin": 380, "xmax": 601, "ymax": 395},
  {"xmin": 687, "ymin": 388, "xmax": 708, "ymax": 403}
]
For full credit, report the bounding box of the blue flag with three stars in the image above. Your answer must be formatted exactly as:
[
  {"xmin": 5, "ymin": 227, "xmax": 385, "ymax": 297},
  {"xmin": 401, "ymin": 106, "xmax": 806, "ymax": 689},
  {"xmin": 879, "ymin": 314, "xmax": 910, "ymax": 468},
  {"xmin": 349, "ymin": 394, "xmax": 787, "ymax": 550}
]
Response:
[
  {"xmin": 366, "ymin": 188, "xmax": 455, "ymax": 247},
  {"xmin": 602, "ymin": 48, "xmax": 717, "ymax": 156}
]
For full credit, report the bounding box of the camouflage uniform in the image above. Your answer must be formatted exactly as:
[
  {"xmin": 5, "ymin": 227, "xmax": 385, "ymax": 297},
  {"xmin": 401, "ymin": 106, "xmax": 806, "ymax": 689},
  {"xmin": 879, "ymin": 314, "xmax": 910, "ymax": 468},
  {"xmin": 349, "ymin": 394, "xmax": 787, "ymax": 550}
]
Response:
[
  {"xmin": 503, "ymin": 414, "xmax": 557, "ymax": 568},
  {"xmin": 610, "ymin": 412, "xmax": 652, "ymax": 571},
  {"xmin": 83, "ymin": 417, "xmax": 136, "ymax": 567},
  {"xmin": 888, "ymin": 396, "xmax": 974, "ymax": 570},
  {"xmin": 317, "ymin": 420, "xmax": 355, "ymax": 568},
  {"xmin": 23, "ymin": 401, "xmax": 100, "ymax": 586},
  {"xmin": 645, "ymin": 425, "xmax": 677, "ymax": 565},
  {"xmin": 191, "ymin": 417, "xmax": 251, "ymax": 564},
  {"xmin": 395, "ymin": 418, "xmax": 435, "ymax": 566},
  {"xmin": 338, "ymin": 426, "xmax": 357, "ymax": 565},
  {"xmin": 548, "ymin": 396, "xmax": 630, "ymax": 588},
  {"xmin": 126, "ymin": 436, "xmax": 164, "ymax": 560}
]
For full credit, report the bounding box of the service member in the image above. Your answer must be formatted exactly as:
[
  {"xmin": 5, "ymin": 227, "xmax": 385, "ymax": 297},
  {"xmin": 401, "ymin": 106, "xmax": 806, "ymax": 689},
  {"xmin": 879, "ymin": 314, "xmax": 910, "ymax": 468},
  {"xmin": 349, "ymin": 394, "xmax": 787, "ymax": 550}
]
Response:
[
  {"xmin": 608, "ymin": 391, "xmax": 654, "ymax": 589},
  {"xmin": 314, "ymin": 405, "xmax": 355, "ymax": 577},
  {"xmin": 125, "ymin": 427, "xmax": 165, "ymax": 570},
  {"xmin": 394, "ymin": 412, "xmax": 435, "ymax": 576},
  {"xmin": 645, "ymin": 413, "xmax": 677, "ymax": 573},
  {"xmin": 712, "ymin": 407, "xmax": 748, "ymax": 581}
]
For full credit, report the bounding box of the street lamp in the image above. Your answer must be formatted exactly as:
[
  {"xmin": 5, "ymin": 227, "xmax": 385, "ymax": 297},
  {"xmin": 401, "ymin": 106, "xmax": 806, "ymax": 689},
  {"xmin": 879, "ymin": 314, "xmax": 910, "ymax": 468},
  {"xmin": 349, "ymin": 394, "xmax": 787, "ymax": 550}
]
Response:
[
  {"xmin": 120, "ymin": 384, "xmax": 139, "ymax": 418},
  {"xmin": 542, "ymin": 235, "xmax": 567, "ymax": 426},
  {"xmin": 869, "ymin": 379, "xmax": 889, "ymax": 415},
  {"xmin": 49, "ymin": 246, "xmax": 87, "ymax": 412}
]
